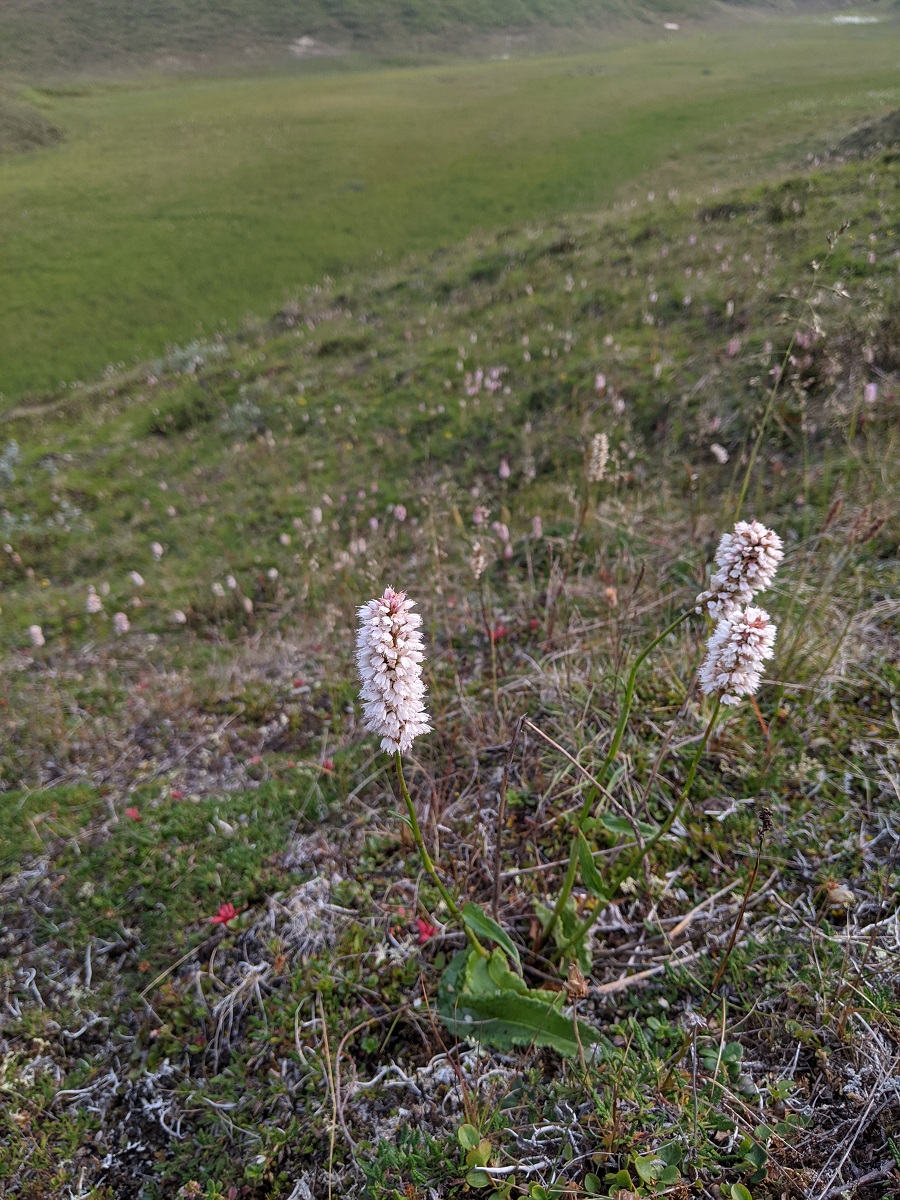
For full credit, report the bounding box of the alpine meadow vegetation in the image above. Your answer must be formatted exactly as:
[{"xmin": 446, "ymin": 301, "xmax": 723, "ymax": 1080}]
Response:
[{"xmin": 1, "ymin": 15, "xmax": 900, "ymax": 1200}]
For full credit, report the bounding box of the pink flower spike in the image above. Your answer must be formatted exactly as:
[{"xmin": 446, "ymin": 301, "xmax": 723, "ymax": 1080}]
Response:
[
  {"xmin": 124, "ymin": 806, "xmax": 141, "ymax": 821},
  {"xmin": 209, "ymin": 902, "xmax": 238, "ymax": 926},
  {"xmin": 416, "ymin": 917, "xmax": 439, "ymax": 944}
]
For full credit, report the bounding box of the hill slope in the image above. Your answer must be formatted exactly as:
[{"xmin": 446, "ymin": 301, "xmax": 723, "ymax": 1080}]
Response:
[
  {"xmin": 0, "ymin": 148, "xmax": 897, "ymax": 1196},
  {"xmin": 0, "ymin": 0, "xmax": 854, "ymax": 75},
  {"xmin": 2, "ymin": 16, "xmax": 898, "ymax": 403}
]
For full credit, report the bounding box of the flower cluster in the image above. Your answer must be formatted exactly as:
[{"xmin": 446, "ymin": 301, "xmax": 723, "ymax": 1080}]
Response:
[
  {"xmin": 356, "ymin": 587, "xmax": 431, "ymax": 754},
  {"xmin": 699, "ymin": 606, "xmax": 777, "ymax": 706},
  {"xmin": 586, "ymin": 432, "xmax": 609, "ymax": 485},
  {"xmin": 696, "ymin": 520, "xmax": 783, "ymax": 618}
]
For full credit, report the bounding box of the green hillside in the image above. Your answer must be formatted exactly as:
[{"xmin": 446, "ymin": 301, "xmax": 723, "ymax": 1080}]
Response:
[
  {"xmin": 0, "ymin": 0, "xmax": 867, "ymax": 75},
  {"xmin": 1, "ymin": 16, "xmax": 898, "ymax": 404},
  {"xmin": 1, "ymin": 138, "xmax": 897, "ymax": 1196}
]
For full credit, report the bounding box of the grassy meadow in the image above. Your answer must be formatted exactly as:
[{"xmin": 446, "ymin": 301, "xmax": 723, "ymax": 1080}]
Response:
[
  {"xmin": 1, "ymin": 15, "xmax": 899, "ymax": 401},
  {"xmin": 2, "ymin": 131, "xmax": 899, "ymax": 1197},
  {"xmin": 2, "ymin": 8, "xmax": 900, "ymax": 1200}
]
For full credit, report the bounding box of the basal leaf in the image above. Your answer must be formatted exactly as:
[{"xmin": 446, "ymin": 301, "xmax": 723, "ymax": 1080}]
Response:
[
  {"xmin": 462, "ymin": 902, "xmax": 522, "ymax": 971},
  {"xmin": 438, "ymin": 948, "xmax": 601, "ymax": 1057}
]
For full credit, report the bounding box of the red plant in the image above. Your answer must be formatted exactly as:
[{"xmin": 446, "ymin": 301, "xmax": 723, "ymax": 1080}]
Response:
[
  {"xmin": 124, "ymin": 807, "xmax": 141, "ymax": 821},
  {"xmin": 415, "ymin": 917, "xmax": 439, "ymax": 944},
  {"xmin": 209, "ymin": 902, "xmax": 238, "ymax": 926}
]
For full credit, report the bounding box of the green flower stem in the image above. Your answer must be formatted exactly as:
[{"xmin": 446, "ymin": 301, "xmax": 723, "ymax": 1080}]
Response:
[
  {"xmin": 394, "ymin": 752, "xmax": 487, "ymax": 957},
  {"xmin": 557, "ymin": 698, "xmax": 721, "ymax": 957},
  {"xmin": 540, "ymin": 608, "xmax": 692, "ymax": 948}
]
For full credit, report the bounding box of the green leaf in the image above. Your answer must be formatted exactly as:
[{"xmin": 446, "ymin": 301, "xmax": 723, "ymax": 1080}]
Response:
[
  {"xmin": 457, "ymin": 1123, "xmax": 480, "ymax": 1150},
  {"xmin": 658, "ymin": 1141, "xmax": 682, "ymax": 1166},
  {"xmin": 599, "ymin": 813, "xmax": 659, "ymax": 840},
  {"xmin": 576, "ymin": 830, "xmax": 609, "ymax": 899},
  {"xmin": 583, "ymin": 1173, "xmax": 603, "ymax": 1195},
  {"xmin": 462, "ymin": 902, "xmax": 522, "ymax": 971},
  {"xmin": 438, "ymin": 948, "xmax": 602, "ymax": 1057},
  {"xmin": 466, "ymin": 1168, "xmax": 492, "ymax": 1188},
  {"xmin": 466, "ymin": 1139, "xmax": 493, "ymax": 1168},
  {"xmin": 730, "ymin": 1185, "xmax": 753, "ymax": 1200},
  {"xmin": 533, "ymin": 898, "xmax": 592, "ymax": 976},
  {"xmin": 743, "ymin": 1143, "xmax": 768, "ymax": 1169},
  {"xmin": 722, "ymin": 1041, "xmax": 743, "ymax": 1063},
  {"xmin": 634, "ymin": 1152, "xmax": 667, "ymax": 1184}
]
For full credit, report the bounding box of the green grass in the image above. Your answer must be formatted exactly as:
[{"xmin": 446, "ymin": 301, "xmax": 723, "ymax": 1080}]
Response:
[{"xmin": 1, "ymin": 16, "xmax": 898, "ymax": 402}]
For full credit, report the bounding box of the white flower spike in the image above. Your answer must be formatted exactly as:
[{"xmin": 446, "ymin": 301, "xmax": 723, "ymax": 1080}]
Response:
[
  {"xmin": 587, "ymin": 432, "xmax": 610, "ymax": 484},
  {"xmin": 356, "ymin": 587, "xmax": 431, "ymax": 755},
  {"xmin": 697, "ymin": 519, "xmax": 783, "ymax": 618},
  {"xmin": 699, "ymin": 606, "xmax": 777, "ymax": 706}
]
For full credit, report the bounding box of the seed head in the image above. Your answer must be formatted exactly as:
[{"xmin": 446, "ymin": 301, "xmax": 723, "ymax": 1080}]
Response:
[
  {"xmin": 696, "ymin": 520, "xmax": 783, "ymax": 618},
  {"xmin": 28, "ymin": 624, "xmax": 45, "ymax": 648},
  {"xmin": 356, "ymin": 587, "xmax": 431, "ymax": 755},
  {"xmin": 699, "ymin": 606, "xmax": 777, "ymax": 706}
]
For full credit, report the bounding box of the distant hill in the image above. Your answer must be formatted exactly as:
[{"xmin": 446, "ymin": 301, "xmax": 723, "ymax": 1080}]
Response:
[{"xmin": 0, "ymin": 0, "xmax": 844, "ymax": 77}]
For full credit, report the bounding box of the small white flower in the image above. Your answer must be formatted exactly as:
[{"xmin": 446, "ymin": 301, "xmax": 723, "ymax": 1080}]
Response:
[
  {"xmin": 470, "ymin": 542, "xmax": 487, "ymax": 580},
  {"xmin": 86, "ymin": 589, "xmax": 103, "ymax": 615},
  {"xmin": 356, "ymin": 587, "xmax": 431, "ymax": 755},
  {"xmin": 586, "ymin": 432, "xmax": 609, "ymax": 484},
  {"xmin": 226, "ymin": 574, "xmax": 237, "ymax": 590},
  {"xmin": 151, "ymin": 542, "xmax": 164, "ymax": 560},
  {"xmin": 113, "ymin": 611, "xmax": 130, "ymax": 634},
  {"xmin": 699, "ymin": 606, "xmax": 777, "ymax": 706},
  {"xmin": 28, "ymin": 624, "xmax": 45, "ymax": 648},
  {"xmin": 696, "ymin": 520, "xmax": 783, "ymax": 618},
  {"xmin": 171, "ymin": 609, "xmax": 187, "ymax": 624},
  {"xmin": 710, "ymin": 443, "xmax": 729, "ymax": 464},
  {"xmin": 212, "ymin": 582, "xmax": 225, "ymax": 598},
  {"xmin": 130, "ymin": 571, "xmax": 145, "ymax": 588}
]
